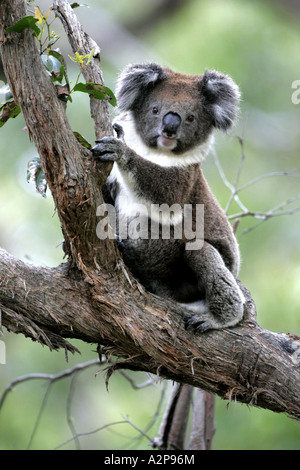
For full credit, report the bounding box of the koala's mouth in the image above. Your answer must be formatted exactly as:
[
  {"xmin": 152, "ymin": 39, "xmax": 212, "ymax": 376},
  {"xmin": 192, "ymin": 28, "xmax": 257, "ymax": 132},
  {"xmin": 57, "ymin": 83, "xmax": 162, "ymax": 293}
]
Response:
[{"xmin": 157, "ymin": 134, "xmax": 177, "ymax": 150}]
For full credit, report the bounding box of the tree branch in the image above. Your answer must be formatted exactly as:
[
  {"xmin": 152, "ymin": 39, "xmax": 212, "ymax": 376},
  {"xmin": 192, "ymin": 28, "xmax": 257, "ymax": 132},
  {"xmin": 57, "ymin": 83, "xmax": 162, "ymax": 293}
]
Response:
[
  {"xmin": 52, "ymin": 0, "xmax": 113, "ymax": 140},
  {"xmin": 0, "ymin": 0, "xmax": 117, "ymax": 270},
  {"xmin": 188, "ymin": 389, "xmax": 216, "ymax": 450},
  {"xmin": 153, "ymin": 382, "xmax": 192, "ymax": 449},
  {"xmin": 1, "ymin": 247, "xmax": 300, "ymax": 420},
  {"xmin": 0, "ymin": 0, "xmax": 300, "ymax": 423}
]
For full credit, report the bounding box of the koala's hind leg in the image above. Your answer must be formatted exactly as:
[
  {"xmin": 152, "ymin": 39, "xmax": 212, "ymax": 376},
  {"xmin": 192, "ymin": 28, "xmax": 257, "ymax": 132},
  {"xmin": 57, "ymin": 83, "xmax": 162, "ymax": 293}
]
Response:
[{"xmin": 183, "ymin": 242, "xmax": 245, "ymax": 333}]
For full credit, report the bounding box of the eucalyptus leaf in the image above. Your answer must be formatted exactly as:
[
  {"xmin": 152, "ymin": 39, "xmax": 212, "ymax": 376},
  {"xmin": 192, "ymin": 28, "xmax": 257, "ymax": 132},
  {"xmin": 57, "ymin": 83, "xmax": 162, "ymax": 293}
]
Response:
[
  {"xmin": 71, "ymin": 3, "xmax": 90, "ymax": 8},
  {"xmin": 41, "ymin": 54, "xmax": 62, "ymax": 74},
  {"xmin": 104, "ymin": 86, "xmax": 117, "ymax": 107},
  {"xmin": 73, "ymin": 131, "xmax": 92, "ymax": 149},
  {"xmin": 6, "ymin": 16, "xmax": 40, "ymax": 37},
  {"xmin": 49, "ymin": 50, "xmax": 70, "ymax": 88},
  {"xmin": 0, "ymin": 102, "xmax": 21, "ymax": 128},
  {"xmin": 73, "ymin": 82, "xmax": 117, "ymax": 106}
]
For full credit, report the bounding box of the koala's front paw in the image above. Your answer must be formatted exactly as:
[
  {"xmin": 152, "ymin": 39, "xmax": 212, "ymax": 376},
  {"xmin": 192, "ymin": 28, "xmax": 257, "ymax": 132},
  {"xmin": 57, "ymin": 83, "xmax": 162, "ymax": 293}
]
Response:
[{"xmin": 91, "ymin": 136, "xmax": 125, "ymax": 162}]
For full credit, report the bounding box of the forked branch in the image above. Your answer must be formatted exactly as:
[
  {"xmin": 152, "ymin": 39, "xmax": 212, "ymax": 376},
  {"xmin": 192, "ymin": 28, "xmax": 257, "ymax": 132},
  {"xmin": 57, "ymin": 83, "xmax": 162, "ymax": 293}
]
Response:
[{"xmin": 0, "ymin": 0, "xmax": 300, "ymax": 423}]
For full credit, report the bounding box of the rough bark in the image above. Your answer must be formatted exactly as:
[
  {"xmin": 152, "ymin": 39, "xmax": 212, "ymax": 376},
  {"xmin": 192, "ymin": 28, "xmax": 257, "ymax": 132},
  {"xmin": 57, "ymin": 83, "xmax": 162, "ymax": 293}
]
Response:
[
  {"xmin": 0, "ymin": 0, "xmax": 116, "ymax": 270},
  {"xmin": 0, "ymin": 0, "xmax": 300, "ymax": 422},
  {"xmin": 188, "ymin": 389, "xmax": 216, "ymax": 450},
  {"xmin": 153, "ymin": 383, "xmax": 193, "ymax": 449}
]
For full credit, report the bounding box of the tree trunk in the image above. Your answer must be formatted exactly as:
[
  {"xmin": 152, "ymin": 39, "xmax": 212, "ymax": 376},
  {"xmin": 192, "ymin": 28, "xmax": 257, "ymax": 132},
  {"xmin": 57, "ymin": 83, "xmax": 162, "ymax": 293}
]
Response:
[{"xmin": 0, "ymin": 0, "xmax": 300, "ymax": 423}]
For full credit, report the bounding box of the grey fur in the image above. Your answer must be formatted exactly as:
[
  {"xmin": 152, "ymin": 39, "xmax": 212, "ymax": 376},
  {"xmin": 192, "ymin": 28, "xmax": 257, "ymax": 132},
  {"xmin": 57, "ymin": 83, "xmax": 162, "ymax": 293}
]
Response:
[
  {"xmin": 201, "ymin": 70, "xmax": 241, "ymax": 130},
  {"xmin": 115, "ymin": 63, "xmax": 167, "ymax": 112},
  {"xmin": 92, "ymin": 63, "xmax": 245, "ymax": 332}
]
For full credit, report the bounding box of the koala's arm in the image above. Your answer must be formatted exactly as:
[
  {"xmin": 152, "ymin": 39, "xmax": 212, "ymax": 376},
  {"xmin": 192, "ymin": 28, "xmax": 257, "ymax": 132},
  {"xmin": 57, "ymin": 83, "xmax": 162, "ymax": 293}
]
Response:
[
  {"xmin": 92, "ymin": 136, "xmax": 195, "ymax": 205},
  {"xmin": 183, "ymin": 242, "xmax": 245, "ymax": 332},
  {"xmin": 194, "ymin": 171, "xmax": 241, "ymax": 276}
]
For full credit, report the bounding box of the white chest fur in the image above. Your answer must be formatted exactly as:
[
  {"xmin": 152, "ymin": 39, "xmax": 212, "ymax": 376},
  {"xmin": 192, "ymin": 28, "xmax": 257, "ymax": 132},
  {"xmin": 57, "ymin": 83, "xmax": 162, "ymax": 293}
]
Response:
[
  {"xmin": 107, "ymin": 163, "xmax": 184, "ymax": 228},
  {"xmin": 108, "ymin": 111, "xmax": 213, "ymax": 229}
]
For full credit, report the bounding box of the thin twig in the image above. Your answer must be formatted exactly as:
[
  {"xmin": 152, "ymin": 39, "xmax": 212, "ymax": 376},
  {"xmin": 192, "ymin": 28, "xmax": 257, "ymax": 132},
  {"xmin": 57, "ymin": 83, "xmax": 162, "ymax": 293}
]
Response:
[
  {"xmin": 0, "ymin": 359, "xmax": 101, "ymax": 412},
  {"xmin": 229, "ymin": 192, "xmax": 300, "ymax": 223},
  {"xmin": 228, "ymin": 205, "xmax": 300, "ymax": 221},
  {"xmin": 121, "ymin": 414, "xmax": 156, "ymax": 445},
  {"xmin": 213, "ymin": 134, "xmax": 300, "ymax": 237},
  {"xmin": 118, "ymin": 370, "xmax": 155, "ymax": 389},
  {"xmin": 211, "ymin": 147, "xmax": 248, "ymax": 214},
  {"xmin": 66, "ymin": 372, "xmax": 81, "ymax": 450},
  {"xmin": 237, "ymin": 169, "xmax": 300, "ymax": 193},
  {"xmin": 26, "ymin": 381, "xmax": 53, "ymax": 450},
  {"xmin": 55, "ymin": 420, "xmax": 129, "ymax": 449},
  {"xmin": 124, "ymin": 380, "xmax": 169, "ymax": 450},
  {"xmin": 238, "ymin": 205, "xmax": 300, "ymax": 236},
  {"xmin": 225, "ymin": 136, "xmax": 247, "ymax": 214}
]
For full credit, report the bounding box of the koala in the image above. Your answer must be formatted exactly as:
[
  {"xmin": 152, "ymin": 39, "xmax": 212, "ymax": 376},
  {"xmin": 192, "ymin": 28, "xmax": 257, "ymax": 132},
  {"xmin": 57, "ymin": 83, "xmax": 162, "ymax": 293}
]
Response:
[{"xmin": 92, "ymin": 62, "xmax": 245, "ymax": 333}]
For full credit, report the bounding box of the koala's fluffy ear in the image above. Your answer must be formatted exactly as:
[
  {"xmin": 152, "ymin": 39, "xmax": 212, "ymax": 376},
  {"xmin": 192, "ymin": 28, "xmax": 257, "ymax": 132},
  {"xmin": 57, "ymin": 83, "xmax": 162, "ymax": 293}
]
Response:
[
  {"xmin": 115, "ymin": 63, "xmax": 167, "ymax": 111},
  {"xmin": 201, "ymin": 70, "xmax": 241, "ymax": 131}
]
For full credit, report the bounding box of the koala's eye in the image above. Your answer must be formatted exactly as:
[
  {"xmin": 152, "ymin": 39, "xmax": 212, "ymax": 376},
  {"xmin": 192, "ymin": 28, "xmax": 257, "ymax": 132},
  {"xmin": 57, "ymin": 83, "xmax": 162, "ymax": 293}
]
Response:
[
  {"xmin": 152, "ymin": 106, "xmax": 159, "ymax": 115},
  {"xmin": 187, "ymin": 114, "xmax": 195, "ymax": 122}
]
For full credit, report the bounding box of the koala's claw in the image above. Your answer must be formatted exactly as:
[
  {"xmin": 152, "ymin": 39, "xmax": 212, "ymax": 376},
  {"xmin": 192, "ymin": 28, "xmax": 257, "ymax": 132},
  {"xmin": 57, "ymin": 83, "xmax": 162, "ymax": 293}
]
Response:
[
  {"xmin": 184, "ymin": 314, "xmax": 212, "ymax": 333},
  {"xmin": 91, "ymin": 136, "xmax": 124, "ymax": 162},
  {"xmin": 113, "ymin": 123, "xmax": 125, "ymax": 140}
]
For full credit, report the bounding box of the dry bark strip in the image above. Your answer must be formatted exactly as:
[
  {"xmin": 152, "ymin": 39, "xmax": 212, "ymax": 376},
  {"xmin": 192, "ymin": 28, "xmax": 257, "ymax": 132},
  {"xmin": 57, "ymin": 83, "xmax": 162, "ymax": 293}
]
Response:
[{"xmin": 0, "ymin": 0, "xmax": 300, "ymax": 421}]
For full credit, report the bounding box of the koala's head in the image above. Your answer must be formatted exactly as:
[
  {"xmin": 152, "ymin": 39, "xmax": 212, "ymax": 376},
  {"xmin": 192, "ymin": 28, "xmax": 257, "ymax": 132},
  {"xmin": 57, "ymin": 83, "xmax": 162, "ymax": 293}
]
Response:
[{"xmin": 115, "ymin": 63, "xmax": 240, "ymax": 155}]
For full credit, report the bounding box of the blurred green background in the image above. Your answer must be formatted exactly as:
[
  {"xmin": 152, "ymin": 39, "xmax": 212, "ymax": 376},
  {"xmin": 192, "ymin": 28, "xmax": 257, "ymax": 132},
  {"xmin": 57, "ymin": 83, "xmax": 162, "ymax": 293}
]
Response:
[{"xmin": 0, "ymin": 0, "xmax": 299, "ymax": 450}]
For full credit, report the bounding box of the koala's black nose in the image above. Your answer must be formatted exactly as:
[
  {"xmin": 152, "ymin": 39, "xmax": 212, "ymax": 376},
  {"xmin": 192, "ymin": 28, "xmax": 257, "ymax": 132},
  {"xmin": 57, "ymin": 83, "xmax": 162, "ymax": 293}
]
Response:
[{"xmin": 162, "ymin": 112, "xmax": 181, "ymax": 138}]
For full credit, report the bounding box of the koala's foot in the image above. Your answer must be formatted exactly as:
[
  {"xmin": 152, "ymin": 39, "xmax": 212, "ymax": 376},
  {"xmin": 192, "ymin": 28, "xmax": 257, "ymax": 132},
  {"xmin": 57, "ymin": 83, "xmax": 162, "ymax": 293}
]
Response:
[
  {"xmin": 184, "ymin": 306, "xmax": 244, "ymax": 333},
  {"xmin": 92, "ymin": 136, "xmax": 126, "ymax": 162},
  {"xmin": 182, "ymin": 300, "xmax": 212, "ymax": 333},
  {"xmin": 183, "ymin": 283, "xmax": 245, "ymax": 333},
  {"xmin": 184, "ymin": 312, "xmax": 215, "ymax": 334},
  {"xmin": 183, "ymin": 243, "xmax": 245, "ymax": 333}
]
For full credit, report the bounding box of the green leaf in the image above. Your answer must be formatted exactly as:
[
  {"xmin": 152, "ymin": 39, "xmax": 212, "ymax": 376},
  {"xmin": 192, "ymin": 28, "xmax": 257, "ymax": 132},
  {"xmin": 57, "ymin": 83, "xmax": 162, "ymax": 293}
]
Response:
[
  {"xmin": 73, "ymin": 82, "xmax": 104, "ymax": 96},
  {"xmin": 73, "ymin": 131, "xmax": 92, "ymax": 149},
  {"xmin": 71, "ymin": 3, "xmax": 90, "ymax": 8},
  {"xmin": 42, "ymin": 52, "xmax": 70, "ymax": 92},
  {"xmin": 73, "ymin": 82, "xmax": 117, "ymax": 106},
  {"xmin": 48, "ymin": 49, "xmax": 66, "ymax": 69},
  {"xmin": 103, "ymin": 86, "xmax": 117, "ymax": 107},
  {"xmin": 69, "ymin": 50, "xmax": 94, "ymax": 66},
  {"xmin": 41, "ymin": 54, "xmax": 62, "ymax": 74},
  {"xmin": 27, "ymin": 157, "xmax": 47, "ymax": 198},
  {"xmin": 6, "ymin": 16, "xmax": 40, "ymax": 37},
  {"xmin": 48, "ymin": 50, "xmax": 70, "ymax": 88},
  {"xmin": 0, "ymin": 102, "xmax": 21, "ymax": 128}
]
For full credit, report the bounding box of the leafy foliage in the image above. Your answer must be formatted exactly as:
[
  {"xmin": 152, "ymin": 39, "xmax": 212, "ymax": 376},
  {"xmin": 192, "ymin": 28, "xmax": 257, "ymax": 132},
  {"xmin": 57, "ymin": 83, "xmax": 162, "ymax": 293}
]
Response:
[
  {"xmin": 0, "ymin": 101, "xmax": 21, "ymax": 128},
  {"xmin": 6, "ymin": 15, "xmax": 40, "ymax": 36},
  {"xmin": 73, "ymin": 131, "xmax": 92, "ymax": 149},
  {"xmin": 73, "ymin": 82, "xmax": 116, "ymax": 106},
  {"xmin": 0, "ymin": 7, "xmax": 116, "ymax": 128}
]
